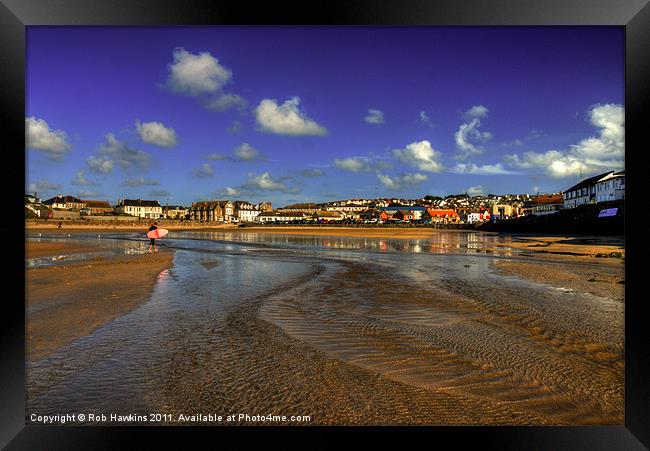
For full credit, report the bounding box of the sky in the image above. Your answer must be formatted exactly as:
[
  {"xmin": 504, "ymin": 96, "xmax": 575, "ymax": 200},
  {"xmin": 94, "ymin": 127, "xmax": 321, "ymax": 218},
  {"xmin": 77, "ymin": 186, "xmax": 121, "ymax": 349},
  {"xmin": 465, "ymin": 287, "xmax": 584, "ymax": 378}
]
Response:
[{"xmin": 26, "ymin": 26, "xmax": 624, "ymax": 206}]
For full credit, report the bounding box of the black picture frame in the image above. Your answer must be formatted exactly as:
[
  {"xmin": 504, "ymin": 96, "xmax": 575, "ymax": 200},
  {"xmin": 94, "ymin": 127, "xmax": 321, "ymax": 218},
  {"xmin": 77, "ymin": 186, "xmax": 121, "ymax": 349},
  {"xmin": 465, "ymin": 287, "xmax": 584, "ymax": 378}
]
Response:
[{"xmin": 4, "ymin": 0, "xmax": 649, "ymax": 448}]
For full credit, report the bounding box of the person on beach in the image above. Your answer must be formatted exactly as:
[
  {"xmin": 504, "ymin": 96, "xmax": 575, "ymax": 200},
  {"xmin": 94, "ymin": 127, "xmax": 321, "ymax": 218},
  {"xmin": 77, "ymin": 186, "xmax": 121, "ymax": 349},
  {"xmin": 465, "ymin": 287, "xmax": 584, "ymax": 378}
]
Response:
[
  {"xmin": 57, "ymin": 222, "xmax": 62, "ymax": 229},
  {"xmin": 148, "ymin": 222, "xmax": 158, "ymax": 252}
]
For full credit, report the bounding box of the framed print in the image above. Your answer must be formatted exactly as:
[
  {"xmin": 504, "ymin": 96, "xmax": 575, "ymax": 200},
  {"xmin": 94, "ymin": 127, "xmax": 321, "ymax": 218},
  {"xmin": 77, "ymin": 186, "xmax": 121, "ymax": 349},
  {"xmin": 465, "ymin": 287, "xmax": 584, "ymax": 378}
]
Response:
[{"xmin": 3, "ymin": 0, "xmax": 650, "ymax": 448}]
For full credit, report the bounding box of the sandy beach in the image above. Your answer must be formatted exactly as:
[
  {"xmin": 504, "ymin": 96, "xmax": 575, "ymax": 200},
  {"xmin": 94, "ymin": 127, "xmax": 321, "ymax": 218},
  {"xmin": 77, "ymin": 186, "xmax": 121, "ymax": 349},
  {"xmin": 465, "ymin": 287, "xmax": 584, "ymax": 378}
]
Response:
[
  {"xmin": 25, "ymin": 231, "xmax": 624, "ymax": 425},
  {"xmin": 26, "ymin": 241, "xmax": 109, "ymax": 259},
  {"xmin": 26, "ymin": 242, "xmax": 173, "ymax": 361}
]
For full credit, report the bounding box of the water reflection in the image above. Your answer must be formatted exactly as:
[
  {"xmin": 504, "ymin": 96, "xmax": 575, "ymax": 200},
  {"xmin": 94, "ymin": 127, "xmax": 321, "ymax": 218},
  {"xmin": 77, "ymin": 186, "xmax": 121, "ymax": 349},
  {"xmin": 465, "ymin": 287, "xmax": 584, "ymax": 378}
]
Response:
[{"xmin": 164, "ymin": 230, "xmax": 516, "ymax": 257}]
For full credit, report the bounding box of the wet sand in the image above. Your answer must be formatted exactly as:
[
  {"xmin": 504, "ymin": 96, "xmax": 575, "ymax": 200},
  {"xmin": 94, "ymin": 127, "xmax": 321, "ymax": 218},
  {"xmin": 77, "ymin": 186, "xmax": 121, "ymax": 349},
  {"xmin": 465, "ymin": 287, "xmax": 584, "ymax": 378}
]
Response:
[
  {"xmin": 25, "ymin": 232, "xmax": 624, "ymax": 425},
  {"xmin": 495, "ymin": 235, "xmax": 624, "ymax": 259},
  {"xmin": 493, "ymin": 259, "xmax": 624, "ymax": 300},
  {"xmin": 26, "ymin": 248, "xmax": 173, "ymax": 361},
  {"xmin": 26, "ymin": 241, "xmax": 109, "ymax": 258}
]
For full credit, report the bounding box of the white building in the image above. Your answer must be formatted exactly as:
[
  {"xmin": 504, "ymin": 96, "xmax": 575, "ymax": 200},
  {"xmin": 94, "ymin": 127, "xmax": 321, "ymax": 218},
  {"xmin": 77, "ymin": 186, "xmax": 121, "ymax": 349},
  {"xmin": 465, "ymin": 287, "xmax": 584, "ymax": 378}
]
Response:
[
  {"xmin": 117, "ymin": 199, "xmax": 162, "ymax": 219},
  {"xmin": 595, "ymin": 171, "xmax": 625, "ymax": 203},
  {"xmin": 563, "ymin": 170, "xmax": 624, "ymax": 208},
  {"xmin": 255, "ymin": 211, "xmax": 308, "ymax": 223},
  {"xmin": 466, "ymin": 211, "xmax": 490, "ymax": 224},
  {"xmin": 233, "ymin": 201, "xmax": 260, "ymax": 222}
]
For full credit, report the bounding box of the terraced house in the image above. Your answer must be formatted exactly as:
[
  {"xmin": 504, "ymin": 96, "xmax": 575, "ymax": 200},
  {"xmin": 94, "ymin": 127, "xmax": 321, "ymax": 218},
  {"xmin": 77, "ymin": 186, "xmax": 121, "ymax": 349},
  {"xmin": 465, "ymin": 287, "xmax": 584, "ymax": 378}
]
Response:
[
  {"xmin": 233, "ymin": 201, "xmax": 261, "ymax": 222},
  {"xmin": 188, "ymin": 200, "xmax": 235, "ymax": 222},
  {"xmin": 116, "ymin": 198, "xmax": 162, "ymax": 219}
]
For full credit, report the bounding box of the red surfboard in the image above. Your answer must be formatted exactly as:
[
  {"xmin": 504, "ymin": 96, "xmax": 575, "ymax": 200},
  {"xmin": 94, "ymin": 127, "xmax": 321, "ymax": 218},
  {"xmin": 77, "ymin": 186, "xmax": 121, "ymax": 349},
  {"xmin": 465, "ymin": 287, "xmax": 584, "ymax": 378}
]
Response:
[{"xmin": 146, "ymin": 228, "xmax": 169, "ymax": 239}]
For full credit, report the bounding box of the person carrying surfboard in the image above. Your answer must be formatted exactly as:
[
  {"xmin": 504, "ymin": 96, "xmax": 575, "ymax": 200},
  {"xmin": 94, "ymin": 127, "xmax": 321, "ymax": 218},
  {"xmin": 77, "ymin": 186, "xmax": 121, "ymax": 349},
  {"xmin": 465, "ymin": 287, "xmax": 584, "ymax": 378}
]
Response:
[{"xmin": 148, "ymin": 222, "xmax": 158, "ymax": 252}]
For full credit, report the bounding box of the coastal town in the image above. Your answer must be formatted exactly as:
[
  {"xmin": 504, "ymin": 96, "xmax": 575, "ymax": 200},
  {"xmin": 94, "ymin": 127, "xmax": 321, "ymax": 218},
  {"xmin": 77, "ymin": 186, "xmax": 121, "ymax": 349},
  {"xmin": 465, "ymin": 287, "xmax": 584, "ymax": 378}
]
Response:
[{"xmin": 26, "ymin": 169, "xmax": 624, "ymax": 226}]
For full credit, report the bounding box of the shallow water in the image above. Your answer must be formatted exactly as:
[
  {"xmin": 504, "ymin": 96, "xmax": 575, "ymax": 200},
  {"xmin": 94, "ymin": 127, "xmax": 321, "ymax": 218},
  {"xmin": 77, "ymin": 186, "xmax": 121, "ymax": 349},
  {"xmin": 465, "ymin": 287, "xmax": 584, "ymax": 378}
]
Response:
[{"xmin": 25, "ymin": 231, "xmax": 624, "ymax": 425}]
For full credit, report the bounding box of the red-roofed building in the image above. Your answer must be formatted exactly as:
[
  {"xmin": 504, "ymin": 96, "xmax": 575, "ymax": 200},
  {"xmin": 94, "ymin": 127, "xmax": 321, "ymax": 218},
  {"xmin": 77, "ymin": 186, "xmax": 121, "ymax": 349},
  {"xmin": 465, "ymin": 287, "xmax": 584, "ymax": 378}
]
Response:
[
  {"xmin": 422, "ymin": 208, "xmax": 460, "ymax": 223},
  {"xmin": 393, "ymin": 210, "xmax": 416, "ymax": 221},
  {"xmin": 531, "ymin": 194, "xmax": 564, "ymax": 215}
]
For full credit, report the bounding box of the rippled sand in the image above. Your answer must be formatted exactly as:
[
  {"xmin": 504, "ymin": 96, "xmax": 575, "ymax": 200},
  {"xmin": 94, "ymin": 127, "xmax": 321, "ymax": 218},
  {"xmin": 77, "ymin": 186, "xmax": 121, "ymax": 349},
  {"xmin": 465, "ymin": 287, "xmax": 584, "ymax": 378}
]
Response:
[{"xmin": 25, "ymin": 232, "xmax": 624, "ymax": 425}]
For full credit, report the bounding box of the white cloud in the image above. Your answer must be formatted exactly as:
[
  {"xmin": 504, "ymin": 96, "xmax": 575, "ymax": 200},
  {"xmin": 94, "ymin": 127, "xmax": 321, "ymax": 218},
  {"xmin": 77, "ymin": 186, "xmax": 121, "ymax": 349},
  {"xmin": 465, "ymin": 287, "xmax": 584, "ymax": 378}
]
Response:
[
  {"xmin": 121, "ymin": 177, "xmax": 161, "ymax": 187},
  {"xmin": 464, "ymin": 105, "xmax": 489, "ymax": 119},
  {"xmin": 71, "ymin": 170, "xmax": 96, "ymax": 186},
  {"xmin": 298, "ymin": 168, "xmax": 325, "ymax": 178},
  {"xmin": 377, "ymin": 172, "xmax": 427, "ymax": 190},
  {"xmin": 420, "ymin": 111, "xmax": 434, "ymax": 128},
  {"xmin": 242, "ymin": 172, "xmax": 300, "ymax": 194},
  {"xmin": 136, "ymin": 121, "xmax": 178, "ymax": 147},
  {"xmin": 25, "ymin": 117, "xmax": 71, "ymax": 159},
  {"xmin": 77, "ymin": 189, "xmax": 102, "ymax": 198},
  {"xmin": 233, "ymin": 143, "xmax": 265, "ymax": 161},
  {"xmin": 504, "ymin": 104, "xmax": 624, "ymax": 178},
  {"xmin": 393, "ymin": 140, "xmax": 444, "ymax": 173},
  {"xmin": 166, "ymin": 47, "xmax": 232, "ymax": 96},
  {"xmin": 455, "ymin": 105, "xmax": 492, "ymax": 161},
  {"xmin": 86, "ymin": 155, "xmax": 114, "ymax": 174},
  {"xmin": 208, "ymin": 143, "xmax": 265, "ymax": 162},
  {"xmin": 27, "ymin": 180, "xmax": 61, "ymax": 195},
  {"xmin": 221, "ymin": 187, "xmax": 241, "ymax": 197},
  {"xmin": 93, "ymin": 133, "xmax": 151, "ymax": 172},
  {"xmin": 255, "ymin": 97, "xmax": 327, "ymax": 136},
  {"xmin": 205, "ymin": 93, "xmax": 248, "ymax": 112},
  {"xmin": 449, "ymin": 162, "xmax": 517, "ymax": 175},
  {"xmin": 364, "ymin": 109, "xmax": 385, "ymax": 124},
  {"xmin": 466, "ymin": 185, "xmax": 484, "ymax": 196},
  {"xmin": 334, "ymin": 156, "xmax": 392, "ymax": 173},
  {"xmin": 194, "ymin": 163, "xmax": 214, "ymax": 178}
]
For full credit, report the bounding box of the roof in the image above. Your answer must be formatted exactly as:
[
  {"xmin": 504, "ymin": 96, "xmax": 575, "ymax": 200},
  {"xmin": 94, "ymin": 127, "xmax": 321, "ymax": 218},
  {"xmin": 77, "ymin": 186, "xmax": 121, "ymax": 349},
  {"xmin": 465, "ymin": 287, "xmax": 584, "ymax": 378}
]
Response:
[
  {"xmin": 191, "ymin": 200, "xmax": 232, "ymax": 208},
  {"xmin": 43, "ymin": 195, "xmax": 83, "ymax": 205},
  {"xmin": 82, "ymin": 200, "xmax": 111, "ymax": 208},
  {"xmin": 564, "ymin": 171, "xmax": 613, "ymax": 193},
  {"xmin": 533, "ymin": 194, "xmax": 564, "ymax": 205},
  {"xmin": 425, "ymin": 208, "xmax": 459, "ymax": 217},
  {"xmin": 233, "ymin": 201, "xmax": 255, "ymax": 208},
  {"xmin": 164, "ymin": 205, "xmax": 186, "ymax": 210},
  {"xmin": 121, "ymin": 199, "xmax": 161, "ymax": 207}
]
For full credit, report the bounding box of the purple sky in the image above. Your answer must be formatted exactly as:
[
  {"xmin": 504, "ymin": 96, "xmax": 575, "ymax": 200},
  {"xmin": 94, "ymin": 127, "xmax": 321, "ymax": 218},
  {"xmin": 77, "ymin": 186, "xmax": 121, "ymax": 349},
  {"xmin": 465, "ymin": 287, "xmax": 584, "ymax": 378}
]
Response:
[{"xmin": 26, "ymin": 26, "xmax": 624, "ymax": 206}]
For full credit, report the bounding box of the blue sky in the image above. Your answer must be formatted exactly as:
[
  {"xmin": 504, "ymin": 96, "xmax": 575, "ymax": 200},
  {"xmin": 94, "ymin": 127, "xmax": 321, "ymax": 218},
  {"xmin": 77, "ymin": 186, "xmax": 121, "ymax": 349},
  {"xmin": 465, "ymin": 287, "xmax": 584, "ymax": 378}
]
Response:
[{"xmin": 26, "ymin": 26, "xmax": 624, "ymax": 206}]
